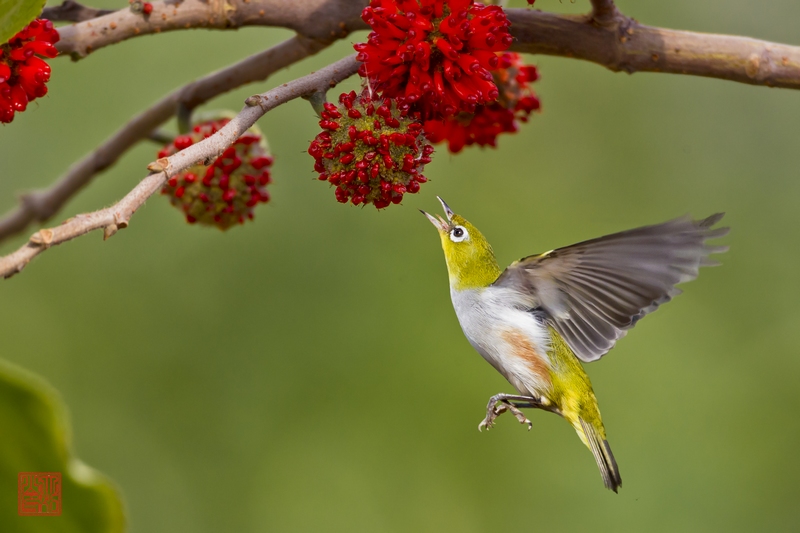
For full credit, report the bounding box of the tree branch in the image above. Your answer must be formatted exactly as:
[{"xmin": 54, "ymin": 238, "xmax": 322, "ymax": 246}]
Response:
[
  {"xmin": 589, "ymin": 0, "xmax": 618, "ymax": 27},
  {"xmin": 6, "ymin": 0, "xmax": 797, "ymax": 270},
  {"xmin": 42, "ymin": 1, "xmax": 115, "ymax": 23},
  {"xmin": 0, "ymin": 54, "xmax": 360, "ymax": 279},
  {"xmin": 55, "ymin": 0, "xmax": 368, "ymax": 59},
  {"xmin": 0, "ymin": 35, "xmax": 327, "ymax": 244},
  {"xmin": 54, "ymin": 1, "xmax": 800, "ymax": 89},
  {"xmin": 506, "ymin": 9, "xmax": 800, "ymax": 89}
]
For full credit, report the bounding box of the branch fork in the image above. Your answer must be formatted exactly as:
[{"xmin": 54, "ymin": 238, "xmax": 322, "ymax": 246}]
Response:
[
  {"xmin": 589, "ymin": 0, "xmax": 620, "ymax": 28},
  {"xmin": 2, "ymin": 0, "xmax": 800, "ymax": 278},
  {"xmin": 0, "ymin": 55, "xmax": 360, "ymax": 278}
]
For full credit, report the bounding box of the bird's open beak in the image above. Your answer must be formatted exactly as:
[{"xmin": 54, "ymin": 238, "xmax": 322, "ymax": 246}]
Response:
[
  {"xmin": 437, "ymin": 196, "xmax": 454, "ymax": 221},
  {"xmin": 420, "ymin": 196, "xmax": 454, "ymax": 232},
  {"xmin": 421, "ymin": 210, "xmax": 449, "ymax": 232}
]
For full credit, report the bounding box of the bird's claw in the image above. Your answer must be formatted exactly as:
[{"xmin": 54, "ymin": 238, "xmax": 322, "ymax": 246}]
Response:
[
  {"xmin": 478, "ymin": 402, "xmax": 532, "ymax": 431},
  {"xmin": 506, "ymin": 402, "xmax": 533, "ymax": 430},
  {"xmin": 478, "ymin": 403, "xmax": 509, "ymax": 432},
  {"xmin": 479, "ymin": 394, "xmax": 538, "ymax": 432}
]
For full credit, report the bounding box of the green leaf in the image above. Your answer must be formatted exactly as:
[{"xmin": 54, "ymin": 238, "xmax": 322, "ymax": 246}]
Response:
[
  {"xmin": 0, "ymin": 0, "xmax": 47, "ymax": 45},
  {"xmin": 0, "ymin": 359, "xmax": 126, "ymax": 533}
]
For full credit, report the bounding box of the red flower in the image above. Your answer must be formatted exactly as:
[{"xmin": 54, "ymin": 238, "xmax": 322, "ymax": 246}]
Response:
[
  {"xmin": 0, "ymin": 19, "xmax": 59, "ymax": 124},
  {"xmin": 424, "ymin": 52, "xmax": 540, "ymax": 152},
  {"xmin": 159, "ymin": 119, "xmax": 273, "ymax": 229},
  {"xmin": 309, "ymin": 90, "xmax": 432, "ymax": 209},
  {"xmin": 354, "ymin": 0, "xmax": 512, "ymax": 119}
]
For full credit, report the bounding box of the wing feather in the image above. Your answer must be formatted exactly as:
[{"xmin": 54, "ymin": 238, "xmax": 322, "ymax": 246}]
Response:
[{"xmin": 493, "ymin": 214, "xmax": 729, "ymax": 362}]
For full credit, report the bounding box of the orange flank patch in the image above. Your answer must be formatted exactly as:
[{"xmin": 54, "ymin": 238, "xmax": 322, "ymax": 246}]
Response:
[{"xmin": 501, "ymin": 329, "xmax": 552, "ymax": 386}]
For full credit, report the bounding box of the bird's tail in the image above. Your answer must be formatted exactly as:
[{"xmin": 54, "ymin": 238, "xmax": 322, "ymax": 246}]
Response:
[{"xmin": 576, "ymin": 417, "xmax": 622, "ymax": 493}]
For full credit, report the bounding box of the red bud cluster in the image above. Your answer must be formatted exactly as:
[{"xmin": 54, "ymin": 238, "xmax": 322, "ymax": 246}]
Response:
[
  {"xmin": 313, "ymin": 4, "xmax": 543, "ymax": 208},
  {"xmin": 0, "ymin": 19, "xmax": 59, "ymax": 124},
  {"xmin": 159, "ymin": 119, "xmax": 273, "ymax": 229},
  {"xmin": 308, "ymin": 90, "xmax": 432, "ymax": 209},
  {"xmin": 424, "ymin": 52, "xmax": 540, "ymax": 152},
  {"xmin": 354, "ymin": 0, "xmax": 512, "ymax": 119},
  {"xmin": 128, "ymin": 0, "xmax": 154, "ymax": 15}
]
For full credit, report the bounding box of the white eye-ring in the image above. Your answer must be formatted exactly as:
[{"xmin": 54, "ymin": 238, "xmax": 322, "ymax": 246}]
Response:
[{"xmin": 449, "ymin": 225, "xmax": 469, "ymax": 243}]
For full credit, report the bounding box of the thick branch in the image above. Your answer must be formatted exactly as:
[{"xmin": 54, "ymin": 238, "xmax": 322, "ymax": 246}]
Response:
[
  {"xmin": 55, "ymin": 1, "xmax": 800, "ymax": 91},
  {"xmin": 56, "ymin": 0, "xmax": 369, "ymax": 58},
  {"xmin": 0, "ymin": 55, "xmax": 360, "ymax": 279},
  {"xmin": 506, "ymin": 9, "xmax": 800, "ymax": 89},
  {"xmin": 42, "ymin": 1, "xmax": 115, "ymax": 23},
  {"xmin": 0, "ymin": 35, "xmax": 326, "ymax": 243}
]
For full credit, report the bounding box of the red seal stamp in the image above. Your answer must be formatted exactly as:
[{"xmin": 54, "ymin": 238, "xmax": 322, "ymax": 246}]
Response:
[{"xmin": 18, "ymin": 472, "xmax": 61, "ymax": 516}]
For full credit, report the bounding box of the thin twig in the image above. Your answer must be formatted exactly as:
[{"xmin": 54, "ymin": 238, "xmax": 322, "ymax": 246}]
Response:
[
  {"xmin": 42, "ymin": 1, "xmax": 115, "ymax": 23},
  {"xmin": 506, "ymin": 9, "xmax": 800, "ymax": 89},
  {"xmin": 147, "ymin": 129, "xmax": 176, "ymax": 145},
  {"xmin": 0, "ymin": 35, "xmax": 327, "ymax": 243},
  {"xmin": 55, "ymin": 0, "xmax": 368, "ymax": 59},
  {"xmin": 589, "ymin": 0, "xmax": 618, "ymax": 27},
  {"xmin": 0, "ymin": 55, "xmax": 360, "ymax": 279}
]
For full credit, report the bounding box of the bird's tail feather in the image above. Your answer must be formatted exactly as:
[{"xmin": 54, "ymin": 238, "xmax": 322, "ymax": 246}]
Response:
[{"xmin": 578, "ymin": 417, "xmax": 622, "ymax": 493}]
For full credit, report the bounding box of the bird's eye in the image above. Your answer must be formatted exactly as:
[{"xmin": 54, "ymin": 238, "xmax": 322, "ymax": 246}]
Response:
[{"xmin": 449, "ymin": 225, "xmax": 469, "ymax": 243}]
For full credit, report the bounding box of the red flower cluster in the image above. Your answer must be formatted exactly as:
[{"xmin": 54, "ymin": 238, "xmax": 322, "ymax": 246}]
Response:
[
  {"xmin": 424, "ymin": 52, "xmax": 540, "ymax": 152},
  {"xmin": 309, "ymin": 90, "xmax": 432, "ymax": 209},
  {"xmin": 0, "ymin": 19, "xmax": 59, "ymax": 124},
  {"xmin": 355, "ymin": 0, "xmax": 512, "ymax": 119},
  {"xmin": 311, "ymin": 3, "xmax": 543, "ymax": 208},
  {"xmin": 159, "ymin": 119, "xmax": 273, "ymax": 229}
]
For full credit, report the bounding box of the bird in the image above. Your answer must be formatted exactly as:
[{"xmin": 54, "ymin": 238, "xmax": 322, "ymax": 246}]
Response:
[{"xmin": 421, "ymin": 197, "xmax": 728, "ymax": 492}]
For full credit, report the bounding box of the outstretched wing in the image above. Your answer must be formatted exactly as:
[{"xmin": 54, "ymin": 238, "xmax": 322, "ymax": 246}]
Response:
[{"xmin": 493, "ymin": 214, "xmax": 729, "ymax": 362}]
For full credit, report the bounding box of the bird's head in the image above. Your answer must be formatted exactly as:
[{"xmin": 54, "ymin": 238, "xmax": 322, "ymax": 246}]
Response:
[{"xmin": 421, "ymin": 197, "xmax": 501, "ymax": 290}]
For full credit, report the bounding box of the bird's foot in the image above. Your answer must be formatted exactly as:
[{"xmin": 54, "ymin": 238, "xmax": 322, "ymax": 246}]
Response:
[
  {"xmin": 478, "ymin": 402, "xmax": 506, "ymax": 432},
  {"xmin": 478, "ymin": 393, "xmax": 539, "ymax": 432},
  {"xmin": 505, "ymin": 402, "xmax": 533, "ymax": 430}
]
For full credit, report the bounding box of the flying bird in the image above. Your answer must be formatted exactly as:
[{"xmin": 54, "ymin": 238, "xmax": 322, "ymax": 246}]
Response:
[{"xmin": 422, "ymin": 197, "xmax": 728, "ymax": 492}]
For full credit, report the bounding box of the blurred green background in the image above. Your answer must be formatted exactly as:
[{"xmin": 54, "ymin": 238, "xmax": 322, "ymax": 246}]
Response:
[{"xmin": 2, "ymin": 0, "xmax": 800, "ymax": 531}]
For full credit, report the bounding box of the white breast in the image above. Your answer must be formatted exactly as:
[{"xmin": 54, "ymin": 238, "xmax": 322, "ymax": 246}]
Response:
[{"xmin": 450, "ymin": 286, "xmax": 553, "ymax": 396}]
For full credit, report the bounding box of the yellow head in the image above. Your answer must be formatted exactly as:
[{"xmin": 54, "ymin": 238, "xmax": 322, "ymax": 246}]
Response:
[{"xmin": 421, "ymin": 197, "xmax": 502, "ymax": 291}]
